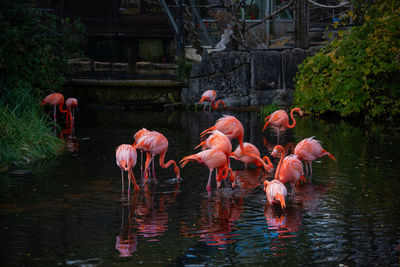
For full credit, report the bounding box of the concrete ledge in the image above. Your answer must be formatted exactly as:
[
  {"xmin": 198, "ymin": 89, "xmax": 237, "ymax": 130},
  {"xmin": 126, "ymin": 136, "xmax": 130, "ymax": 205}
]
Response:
[{"xmin": 68, "ymin": 78, "xmax": 185, "ymax": 87}]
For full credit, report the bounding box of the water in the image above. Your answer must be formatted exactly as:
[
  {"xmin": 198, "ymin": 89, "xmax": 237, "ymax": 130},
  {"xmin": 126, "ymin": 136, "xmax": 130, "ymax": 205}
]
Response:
[{"xmin": 1, "ymin": 109, "xmax": 400, "ymax": 266}]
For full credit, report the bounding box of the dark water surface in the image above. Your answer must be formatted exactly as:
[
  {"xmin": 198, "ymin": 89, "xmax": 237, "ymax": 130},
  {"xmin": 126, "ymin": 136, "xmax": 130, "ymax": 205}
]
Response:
[{"xmin": 1, "ymin": 110, "xmax": 400, "ymax": 266}]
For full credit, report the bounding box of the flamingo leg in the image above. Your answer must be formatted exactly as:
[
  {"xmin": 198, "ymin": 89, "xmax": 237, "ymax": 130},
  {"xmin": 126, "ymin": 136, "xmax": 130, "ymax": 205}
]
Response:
[
  {"xmin": 121, "ymin": 169, "xmax": 125, "ymax": 193},
  {"xmin": 140, "ymin": 150, "xmax": 143, "ymax": 178},
  {"xmin": 203, "ymin": 103, "xmax": 206, "ymax": 112},
  {"xmin": 309, "ymin": 162, "xmax": 313, "ymax": 181},
  {"xmin": 291, "ymin": 183, "xmax": 295, "ymax": 198},
  {"xmin": 206, "ymin": 169, "xmax": 213, "ymax": 192},
  {"xmin": 144, "ymin": 153, "xmax": 153, "ymax": 181},
  {"xmin": 127, "ymin": 169, "xmax": 131, "ymax": 194},
  {"xmin": 244, "ymin": 163, "xmax": 248, "ymax": 170},
  {"xmin": 304, "ymin": 162, "xmax": 309, "ymax": 177},
  {"xmin": 209, "ymin": 103, "xmax": 212, "ymax": 112},
  {"xmin": 53, "ymin": 106, "xmax": 57, "ymax": 123}
]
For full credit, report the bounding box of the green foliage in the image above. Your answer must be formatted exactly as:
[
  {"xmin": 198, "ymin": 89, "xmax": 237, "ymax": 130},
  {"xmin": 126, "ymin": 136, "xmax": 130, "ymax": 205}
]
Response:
[
  {"xmin": 0, "ymin": 0, "xmax": 85, "ymax": 107},
  {"xmin": 177, "ymin": 57, "xmax": 194, "ymax": 81},
  {"xmin": 0, "ymin": 0, "xmax": 85, "ymax": 168},
  {"xmin": 0, "ymin": 105, "xmax": 64, "ymax": 169},
  {"xmin": 260, "ymin": 103, "xmax": 281, "ymax": 118},
  {"xmin": 294, "ymin": 0, "xmax": 400, "ymax": 120},
  {"xmin": 138, "ymin": 39, "xmax": 164, "ymax": 62}
]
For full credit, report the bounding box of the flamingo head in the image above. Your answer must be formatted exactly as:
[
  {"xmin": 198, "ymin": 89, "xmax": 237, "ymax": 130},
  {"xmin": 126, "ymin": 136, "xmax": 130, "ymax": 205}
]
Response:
[{"xmin": 271, "ymin": 145, "xmax": 284, "ymax": 158}]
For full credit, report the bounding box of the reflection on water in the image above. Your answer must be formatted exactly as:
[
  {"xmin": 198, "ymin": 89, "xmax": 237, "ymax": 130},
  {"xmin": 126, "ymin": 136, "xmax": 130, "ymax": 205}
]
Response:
[{"xmin": 1, "ymin": 110, "xmax": 400, "ymax": 266}]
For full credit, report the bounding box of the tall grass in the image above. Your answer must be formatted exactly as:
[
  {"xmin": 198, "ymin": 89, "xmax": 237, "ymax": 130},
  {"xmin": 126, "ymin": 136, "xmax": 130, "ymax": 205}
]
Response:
[{"xmin": 0, "ymin": 104, "xmax": 64, "ymax": 169}]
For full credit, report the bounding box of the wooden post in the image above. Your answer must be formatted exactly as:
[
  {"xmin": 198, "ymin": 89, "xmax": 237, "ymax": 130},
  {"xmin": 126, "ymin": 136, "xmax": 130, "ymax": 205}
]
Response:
[{"xmin": 295, "ymin": 0, "xmax": 309, "ymax": 48}]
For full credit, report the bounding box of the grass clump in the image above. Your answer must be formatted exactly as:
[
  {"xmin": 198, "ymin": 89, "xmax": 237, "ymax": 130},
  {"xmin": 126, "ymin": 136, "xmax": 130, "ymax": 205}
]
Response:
[{"xmin": 0, "ymin": 105, "xmax": 64, "ymax": 169}]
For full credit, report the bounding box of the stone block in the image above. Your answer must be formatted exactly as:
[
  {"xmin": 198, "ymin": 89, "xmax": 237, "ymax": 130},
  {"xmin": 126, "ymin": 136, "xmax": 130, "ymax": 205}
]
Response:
[
  {"xmin": 210, "ymin": 51, "xmax": 251, "ymax": 73},
  {"xmin": 281, "ymin": 48, "xmax": 308, "ymax": 89},
  {"xmin": 190, "ymin": 49, "xmax": 216, "ymax": 78},
  {"xmin": 249, "ymin": 88, "xmax": 294, "ymax": 106},
  {"xmin": 250, "ymin": 51, "xmax": 281, "ymax": 91}
]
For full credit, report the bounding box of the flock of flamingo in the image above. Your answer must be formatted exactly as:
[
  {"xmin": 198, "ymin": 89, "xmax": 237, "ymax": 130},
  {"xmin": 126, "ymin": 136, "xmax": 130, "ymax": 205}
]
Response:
[
  {"xmin": 114, "ymin": 89, "xmax": 336, "ymax": 210},
  {"xmin": 41, "ymin": 90, "xmax": 336, "ymax": 210}
]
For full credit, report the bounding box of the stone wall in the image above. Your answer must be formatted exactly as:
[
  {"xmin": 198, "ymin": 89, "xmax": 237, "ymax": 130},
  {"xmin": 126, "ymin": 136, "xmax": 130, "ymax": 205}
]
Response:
[{"xmin": 182, "ymin": 47, "xmax": 322, "ymax": 107}]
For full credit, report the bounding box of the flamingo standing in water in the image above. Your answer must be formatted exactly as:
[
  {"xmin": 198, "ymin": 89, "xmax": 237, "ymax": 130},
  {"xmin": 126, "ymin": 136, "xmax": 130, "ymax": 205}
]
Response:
[
  {"xmin": 40, "ymin": 92, "xmax": 68, "ymax": 123},
  {"xmin": 201, "ymin": 115, "xmax": 271, "ymax": 172},
  {"xmin": 133, "ymin": 128, "xmax": 150, "ymax": 177},
  {"xmin": 134, "ymin": 131, "xmax": 180, "ymax": 181},
  {"xmin": 195, "ymin": 130, "xmax": 232, "ymax": 161},
  {"xmin": 116, "ymin": 144, "xmax": 140, "ymax": 193},
  {"xmin": 65, "ymin": 97, "xmax": 78, "ymax": 128},
  {"xmin": 272, "ymin": 145, "xmax": 305, "ymax": 197},
  {"xmin": 230, "ymin": 142, "xmax": 273, "ymax": 170},
  {"xmin": 262, "ymin": 108, "xmax": 303, "ymax": 143},
  {"xmin": 199, "ymin": 90, "xmax": 226, "ymax": 112},
  {"xmin": 263, "ymin": 179, "xmax": 287, "ymax": 209},
  {"xmin": 294, "ymin": 136, "xmax": 336, "ymax": 179},
  {"xmin": 180, "ymin": 149, "xmax": 235, "ymax": 191}
]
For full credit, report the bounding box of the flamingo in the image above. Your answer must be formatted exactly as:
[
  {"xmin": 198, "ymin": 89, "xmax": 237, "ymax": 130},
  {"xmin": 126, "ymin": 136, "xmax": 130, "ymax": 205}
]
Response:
[
  {"xmin": 180, "ymin": 149, "xmax": 235, "ymax": 191},
  {"xmin": 40, "ymin": 92, "xmax": 68, "ymax": 123},
  {"xmin": 65, "ymin": 97, "xmax": 78, "ymax": 128},
  {"xmin": 199, "ymin": 89, "xmax": 226, "ymax": 112},
  {"xmin": 294, "ymin": 136, "xmax": 336, "ymax": 179},
  {"xmin": 262, "ymin": 108, "xmax": 303, "ymax": 143},
  {"xmin": 115, "ymin": 144, "xmax": 140, "ymax": 193},
  {"xmin": 230, "ymin": 142, "xmax": 273, "ymax": 170},
  {"xmin": 195, "ymin": 130, "xmax": 232, "ymax": 160},
  {"xmin": 134, "ymin": 131, "xmax": 180, "ymax": 181},
  {"xmin": 132, "ymin": 128, "xmax": 150, "ymax": 177},
  {"xmin": 272, "ymin": 145, "xmax": 305, "ymax": 197},
  {"xmin": 201, "ymin": 115, "xmax": 271, "ymax": 172},
  {"xmin": 263, "ymin": 179, "xmax": 287, "ymax": 209}
]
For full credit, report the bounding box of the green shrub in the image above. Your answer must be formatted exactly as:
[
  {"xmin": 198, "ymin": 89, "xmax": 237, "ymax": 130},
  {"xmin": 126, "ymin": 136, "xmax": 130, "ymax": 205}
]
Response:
[
  {"xmin": 294, "ymin": 0, "xmax": 400, "ymax": 120},
  {"xmin": 0, "ymin": 0, "xmax": 85, "ymax": 168}
]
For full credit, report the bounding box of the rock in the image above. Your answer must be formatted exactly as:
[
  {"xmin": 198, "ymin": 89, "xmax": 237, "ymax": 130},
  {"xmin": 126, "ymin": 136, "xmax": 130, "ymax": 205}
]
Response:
[
  {"xmin": 250, "ymin": 51, "xmax": 281, "ymax": 91},
  {"xmin": 210, "ymin": 51, "xmax": 251, "ymax": 73},
  {"xmin": 281, "ymin": 48, "xmax": 308, "ymax": 89},
  {"xmin": 190, "ymin": 49, "xmax": 216, "ymax": 78}
]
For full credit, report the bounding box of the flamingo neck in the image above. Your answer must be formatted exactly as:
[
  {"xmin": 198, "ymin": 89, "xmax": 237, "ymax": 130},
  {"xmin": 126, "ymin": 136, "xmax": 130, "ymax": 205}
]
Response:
[
  {"xmin": 58, "ymin": 102, "xmax": 67, "ymax": 114},
  {"xmin": 287, "ymin": 108, "xmax": 299, "ymax": 128},
  {"xmin": 211, "ymin": 100, "xmax": 225, "ymax": 109},
  {"xmin": 275, "ymin": 147, "xmax": 286, "ymax": 180}
]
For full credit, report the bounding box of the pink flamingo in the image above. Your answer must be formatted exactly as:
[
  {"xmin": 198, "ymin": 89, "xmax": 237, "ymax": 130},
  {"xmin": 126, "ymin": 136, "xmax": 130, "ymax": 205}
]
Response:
[
  {"xmin": 294, "ymin": 136, "xmax": 336, "ymax": 179},
  {"xmin": 230, "ymin": 142, "xmax": 273, "ymax": 170},
  {"xmin": 195, "ymin": 130, "xmax": 232, "ymax": 160},
  {"xmin": 40, "ymin": 92, "xmax": 68, "ymax": 123},
  {"xmin": 115, "ymin": 144, "xmax": 140, "ymax": 193},
  {"xmin": 180, "ymin": 149, "xmax": 235, "ymax": 191},
  {"xmin": 263, "ymin": 179, "xmax": 287, "ymax": 209},
  {"xmin": 65, "ymin": 97, "xmax": 78, "ymax": 128},
  {"xmin": 134, "ymin": 131, "xmax": 180, "ymax": 181},
  {"xmin": 132, "ymin": 128, "xmax": 150, "ymax": 176},
  {"xmin": 201, "ymin": 115, "xmax": 271, "ymax": 172},
  {"xmin": 262, "ymin": 108, "xmax": 303, "ymax": 143},
  {"xmin": 272, "ymin": 145, "xmax": 305, "ymax": 197},
  {"xmin": 199, "ymin": 90, "xmax": 226, "ymax": 112}
]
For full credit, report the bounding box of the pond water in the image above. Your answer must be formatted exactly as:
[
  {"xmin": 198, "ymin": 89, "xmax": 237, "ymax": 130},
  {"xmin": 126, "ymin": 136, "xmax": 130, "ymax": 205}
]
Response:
[{"xmin": 1, "ymin": 109, "xmax": 400, "ymax": 266}]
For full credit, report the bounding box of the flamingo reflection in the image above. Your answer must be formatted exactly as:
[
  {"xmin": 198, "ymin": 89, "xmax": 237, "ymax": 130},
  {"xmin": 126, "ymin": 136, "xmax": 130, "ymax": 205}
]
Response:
[
  {"xmin": 116, "ymin": 182, "xmax": 179, "ymax": 256},
  {"xmin": 181, "ymin": 190, "xmax": 245, "ymax": 248},
  {"xmin": 116, "ymin": 191, "xmax": 139, "ymax": 257}
]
